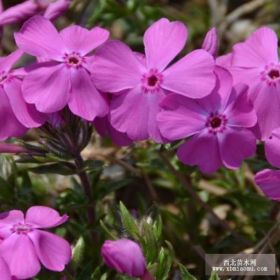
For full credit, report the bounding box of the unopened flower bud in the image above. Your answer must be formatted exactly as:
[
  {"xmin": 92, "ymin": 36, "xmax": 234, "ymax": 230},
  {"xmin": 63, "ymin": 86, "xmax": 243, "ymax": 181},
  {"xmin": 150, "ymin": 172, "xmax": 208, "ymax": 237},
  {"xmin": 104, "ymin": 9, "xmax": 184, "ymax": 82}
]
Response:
[{"xmin": 101, "ymin": 239, "xmax": 146, "ymax": 277}]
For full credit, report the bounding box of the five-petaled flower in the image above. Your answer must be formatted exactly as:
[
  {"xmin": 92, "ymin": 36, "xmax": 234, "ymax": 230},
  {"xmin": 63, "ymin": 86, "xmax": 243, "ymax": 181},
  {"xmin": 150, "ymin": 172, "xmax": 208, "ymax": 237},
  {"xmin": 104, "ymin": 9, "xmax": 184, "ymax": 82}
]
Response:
[
  {"xmin": 225, "ymin": 27, "xmax": 280, "ymax": 139},
  {"xmin": 15, "ymin": 15, "xmax": 109, "ymax": 121},
  {"xmin": 92, "ymin": 18, "xmax": 216, "ymax": 142},
  {"xmin": 157, "ymin": 67, "xmax": 257, "ymax": 173},
  {"xmin": 0, "ymin": 206, "xmax": 71, "ymax": 279}
]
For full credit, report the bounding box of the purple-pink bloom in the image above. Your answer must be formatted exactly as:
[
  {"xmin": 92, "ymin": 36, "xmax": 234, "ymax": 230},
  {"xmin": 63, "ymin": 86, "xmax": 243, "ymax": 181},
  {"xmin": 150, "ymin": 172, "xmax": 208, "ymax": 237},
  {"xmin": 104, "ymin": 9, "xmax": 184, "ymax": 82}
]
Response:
[
  {"xmin": 158, "ymin": 67, "xmax": 257, "ymax": 173},
  {"xmin": 15, "ymin": 15, "xmax": 109, "ymax": 121},
  {"xmin": 202, "ymin": 27, "xmax": 219, "ymax": 57},
  {"xmin": 229, "ymin": 27, "xmax": 280, "ymax": 139},
  {"xmin": 255, "ymin": 169, "xmax": 280, "ymax": 201},
  {"xmin": 94, "ymin": 116, "xmax": 132, "ymax": 147},
  {"xmin": 0, "ymin": 50, "xmax": 46, "ymax": 140},
  {"xmin": 92, "ymin": 18, "xmax": 216, "ymax": 142},
  {"xmin": 0, "ymin": 206, "xmax": 71, "ymax": 279},
  {"xmin": 101, "ymin": 239, "xmax": 146, "ymax": 277},
  {"xmin": 0, "ymin": 0, "xmax": 70, "ymax": 26}
]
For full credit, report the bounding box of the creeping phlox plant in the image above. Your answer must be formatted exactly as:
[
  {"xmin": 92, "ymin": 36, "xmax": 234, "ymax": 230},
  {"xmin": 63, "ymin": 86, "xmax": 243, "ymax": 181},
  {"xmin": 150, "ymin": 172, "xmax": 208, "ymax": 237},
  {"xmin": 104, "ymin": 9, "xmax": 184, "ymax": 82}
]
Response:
[{"xmin": 0, "ymin": 0, "xmax": 279, "ymax": 279}]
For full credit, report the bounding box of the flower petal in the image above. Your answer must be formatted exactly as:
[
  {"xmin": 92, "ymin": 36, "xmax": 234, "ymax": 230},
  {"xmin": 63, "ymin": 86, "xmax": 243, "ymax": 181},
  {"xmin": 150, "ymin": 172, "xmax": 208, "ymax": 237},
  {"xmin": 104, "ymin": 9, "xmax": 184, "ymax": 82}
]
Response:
[
  {"xmin": 197, "ymin": 66, "xmax": 232, "ymax": 113},
  {"xmin": 232, "ymin": 27, "xmax": 278, "ymax": 68},
  {"xmin": 264, "ymin": 128, "xmax": 280, "ymax": 168},
  {"xmin": 177, "ymin": 131, "xmax": 222, "ymax": 174},
  {"xmin": 158, "ymin": 94, "xmax": 206, "ymax": 140},
  {"xmin": 44, "ymin": 0, "xmax": 71, "ymax": 20},
  {"xmin": 202, "ymin": 27, "xmax": 219, "ymax": 57},
  {"xmin": 219, "ymin": 128, "xmax": 256, "ymax": 169},
  {"xmin": 92, "ymin": 40, "xmax": 144, "ymax": 92},
  {"xmin": 0, "ymin": 258, "xmax": 11, "ymax": 280},
  {"xmin": 29, "ymin": 230, "xmax": 71, "ymax": 272},
  {"xmin": 0, "ymin": 89, "xmax": 27, "ymax": 140},
  {"xmin": 0, "ymin": 50, "xmax": 23, "ymax": 73},
  {"xmin": 216, "ymin": 53, "xmax": 233, "ymax": 68},
  {"xmin": 68, "ymin": 68, "xmax": 108, "ymax": 121},
  {"xmin": 4, "ymin": 78, "xmax": 47, "ymax": 128},
  {"xmin": 14, "ymin": 15, "xmax": 66, "ymax": 60},
  {"xmin": 0, "ymin": 234, "xmax": 41, "ymax": 279},
  {"xmin": 0, "ymin": 0, "xmax": 38, "ymax": 26},
  {"xmin": 60, "ymin": 25, "xmax": 109, "ymax": 55},
  {"xmin": 255, "ymin": 169, "xmax": 280, "ymax": 200},
  {"xmin": 224, "ymin": 84, "xmax": 257, "ymax": 128},
  {"xmin": 251, "ymin": 82, "xmax": 280, "ymax": 139},
  {"xmin": 111, "ymin": 87, "xmax": 165, "ymax": 142},
  {"xmin": 94, "ymin": 116, "xmax": 133, "ymax": 147},
  {"xmin": 25, "ymin": 206, "xmax": 68, "ymax": 229},
  {"xmin": 144, "ymin": 18, "xmax": 187, "ymax": 71},
  {"xmin": 22, "ymin": 62, "xmax": 71, "ymax": 113},
  {"xmin": 162, "ymin": 49, "xmax": 216, "ymax": 98}
]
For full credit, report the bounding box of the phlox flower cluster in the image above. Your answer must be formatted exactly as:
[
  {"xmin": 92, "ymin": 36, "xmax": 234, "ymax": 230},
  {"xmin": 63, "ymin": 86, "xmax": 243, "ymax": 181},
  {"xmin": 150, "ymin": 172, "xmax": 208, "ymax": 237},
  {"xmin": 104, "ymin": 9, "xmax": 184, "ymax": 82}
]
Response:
[
  {"xmin": 1, "ymin": 15, "xmax": 261, "ymax": 175},
  {"xmin": 1, "ymin": 12, "xmax": 280, "ymax": 192},
  {"xmin": 1, "ymin": 1, "xmax": 280, "ymax": 276}
]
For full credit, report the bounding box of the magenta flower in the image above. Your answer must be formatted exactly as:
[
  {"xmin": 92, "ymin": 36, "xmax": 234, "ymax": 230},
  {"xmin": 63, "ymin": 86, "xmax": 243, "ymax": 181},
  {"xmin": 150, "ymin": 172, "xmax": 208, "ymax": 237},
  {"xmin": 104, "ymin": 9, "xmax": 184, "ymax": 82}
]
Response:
[
  {"xmin": 0, "ymin": 257, "xmax": 11, "ymax": 280},
  {"xmin": 255, "ymin": 169, "xmax": 280, "ymax": 201},
  {"xmin": 202, "ymin": 27, "xmax": 219, "ymax": 57},
  {"xmin": 229, "ymin": 27, "xmax": 280, "ymax": 139},
  {"xmin": 158, "ymin": 67, "xmax": 257, "ymax": 173},
  {"xmin": 92, "ymin": 18, "xmax": 216, "ymax": 142},
  {"xmin": 0, "ymin": 0, "xmax": 70, "ymax": 26},
  {"xmin": 0, "ymin": 206, "xmax": 71, "ymax": 279},
  {"xmin": 101, "ymin": 239, "xmax": 146, "ymax": 277},
  {"xmin": 94, "ymin": 116, "xmax": 132, "ymax": 146},
  {"xmin": 15, "ymin": 15, "xmax": 109, "ymax": 121},
  {"xmin": 0, "ymin": 50, "xmax": 46, "ymax": 140}
]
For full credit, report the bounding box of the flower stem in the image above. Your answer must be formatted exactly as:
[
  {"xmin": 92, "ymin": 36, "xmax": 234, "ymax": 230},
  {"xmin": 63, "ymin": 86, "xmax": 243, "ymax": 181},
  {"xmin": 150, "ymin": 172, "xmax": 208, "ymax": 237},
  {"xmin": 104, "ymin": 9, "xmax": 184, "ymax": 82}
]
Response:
[{"xmin": 74, "ymin": 154, "xmax": 96, "ymax": 228}]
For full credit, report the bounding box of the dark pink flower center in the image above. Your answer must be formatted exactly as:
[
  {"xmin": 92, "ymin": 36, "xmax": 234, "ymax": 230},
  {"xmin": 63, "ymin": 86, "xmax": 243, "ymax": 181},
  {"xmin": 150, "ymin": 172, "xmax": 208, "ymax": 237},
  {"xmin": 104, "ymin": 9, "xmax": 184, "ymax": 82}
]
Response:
[
  {"xmin": 268, "ymin": 69, "xmax": 280, "ymax": 80},
  {"xmin": 64, "ymin": 52, "xmax": 84, "ymax": 68},
  {"xmin": 261, "ymin": 63, "xmax": 280, "ymax": 86},
  {"xmin": 11, "ymin": 223, "xmax": 33, "ymax": 235},
  {"xmin": 142, "ymin": 69, "xmax": 163, "ymax": 93},
  {"xmin": 206, "ymin": 113, "xmax": 227, "ymax": 134},
  {"xmin": 210, "ymin": 117, "xmax": 222, "ymax": 128}
]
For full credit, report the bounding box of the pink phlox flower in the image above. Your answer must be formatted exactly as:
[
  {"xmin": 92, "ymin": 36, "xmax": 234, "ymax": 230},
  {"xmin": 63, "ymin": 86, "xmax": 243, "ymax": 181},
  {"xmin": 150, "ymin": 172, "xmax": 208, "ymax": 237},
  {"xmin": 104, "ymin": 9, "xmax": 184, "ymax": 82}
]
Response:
[
  {"xmin": 0, "ymin": 206, "xmax": 71, "ymax": 279},
  {"xmin": 92, "ymin": 18, "xmax": 216, "ymax": 142},
  {"xmin": 15, "ymin": 15, "xmax": 109, "ymax": 121},
  {"xmin": 225, "ymin": 27, "xmax": 280, "ymax": 139},
  {"xmin": 157, "ymin": 66, "xmax": 257, "ymax": 173}
]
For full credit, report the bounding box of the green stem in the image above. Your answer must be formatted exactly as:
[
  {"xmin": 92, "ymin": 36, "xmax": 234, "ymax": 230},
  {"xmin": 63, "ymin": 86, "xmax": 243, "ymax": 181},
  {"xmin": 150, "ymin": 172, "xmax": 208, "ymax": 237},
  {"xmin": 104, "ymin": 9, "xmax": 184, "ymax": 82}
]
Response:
[{"xmin": 74, "ymin": 154, "xmax": 95, "ymax": 227}]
